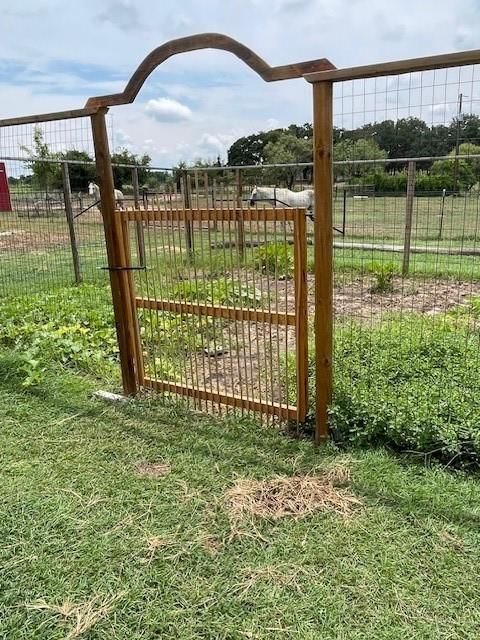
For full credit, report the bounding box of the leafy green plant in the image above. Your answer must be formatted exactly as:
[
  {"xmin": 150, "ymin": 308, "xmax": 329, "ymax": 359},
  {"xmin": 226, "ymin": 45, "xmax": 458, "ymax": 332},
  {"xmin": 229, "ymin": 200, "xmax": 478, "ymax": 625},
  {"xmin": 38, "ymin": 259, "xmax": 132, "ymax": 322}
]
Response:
[
  {"xmin": 368, "ymin": 261, "xmax": 397, "ymax": 294},
  {"xmin": 0, "ymin": 286, "xmax": 118, "ymax": 386},
  {"xmin": 254, "ymin": 243, "xmax": 294, "ymax": 279},
  {"xmin": 138, "ymin": 310, "xmax": 219, "ymax": 381},
  {"xmin": 285, "ymin": 314, "xmax": 480, "ymax": 466},
  {"xmin": 173, "ymin": 278, "xmax": 262, "ymax": 307},
  {"xmin": 331, "ymin": 318, "xmax": 480, "ymax": 466},
  {"xmin": 284, "ymin": 317, "xmax": 480, "ymax": 467}
]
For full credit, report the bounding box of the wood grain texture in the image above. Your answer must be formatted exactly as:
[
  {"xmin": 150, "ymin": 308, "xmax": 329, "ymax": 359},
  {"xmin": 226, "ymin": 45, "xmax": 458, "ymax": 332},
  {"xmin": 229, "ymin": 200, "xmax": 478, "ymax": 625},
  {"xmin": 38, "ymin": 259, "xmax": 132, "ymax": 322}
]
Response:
[
  {"xmin": 91, "ymin": 110, "xmax": 140, "ymax": 396},
  {"xmin": 312, "ymin": 82, "xmax": 333, "ymax": 443},
  {"xmin": 136, "ymin": 297, "xmax": 296, "ymax": 326},
  {"xmin": 402, "ymin": 161, "xmax": 416, "ymax": 276},
  {"xmin": 61, "ymin": 162, "xmax": 82, "ymax": 284},
  {"xmin": 143, "ymin": 377, "xmax": 297, "ymax": 420},
  {"xmin": 305, "ymin": 48, "xmax": 480, "ymax": 83},
  {"xmin": 0, "ymin": 107, "xmax": 99, "ymax": 128},
  {"xmin": 85, "ymin": 33, "xmax": 334, "ymax": 107},
  {"xmin": 294, "ymin": 211, "xmax": 308, "ymax": 423},
  {"xmin": 122, "ymin": 207, "xmax": 299, "ymax": 222}
]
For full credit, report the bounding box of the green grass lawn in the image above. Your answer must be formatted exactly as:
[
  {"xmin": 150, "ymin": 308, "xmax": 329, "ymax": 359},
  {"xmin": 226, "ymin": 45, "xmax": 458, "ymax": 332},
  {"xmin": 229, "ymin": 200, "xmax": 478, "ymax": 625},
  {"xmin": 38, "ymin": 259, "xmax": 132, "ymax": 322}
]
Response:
[{"xmin": 1, "ymin": 352, "xmax": 480, "ymax": 639}]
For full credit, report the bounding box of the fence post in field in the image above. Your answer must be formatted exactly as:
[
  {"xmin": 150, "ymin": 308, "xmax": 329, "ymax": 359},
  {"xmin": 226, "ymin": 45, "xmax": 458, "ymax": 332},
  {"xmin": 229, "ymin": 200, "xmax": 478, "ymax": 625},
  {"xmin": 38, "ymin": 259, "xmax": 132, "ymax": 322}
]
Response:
[
  {"xmin": 182, "ymin": 171, "xmax": 194, "ymax": 261},
  {"xmin": 402, "ymin": 160, "xmax": 416, "ymax": 276},
  {"xmin": 132, "ymin": 167, "xmax": 146, "ymax": 268},
  {"xmin": 312, "ymin": 81, "xmax": 333, "ymax": 443},
  {"xmin": 438, "ymin": 187, "xmax": 446, "ymax": 239},
  {"xmin": 342, "ymin": 188, "xmax": 347, "ymax": 236},
  {"xmin": 61, "ymin": 161, "xmax": 82, "ymax": 284},
  {"xmin": 91, "ymin": 108, "xmax": 141, "ymax": 396},
  {"xmin": 235, "ymin": 168, "xmax": 245, "ymax": 260}
]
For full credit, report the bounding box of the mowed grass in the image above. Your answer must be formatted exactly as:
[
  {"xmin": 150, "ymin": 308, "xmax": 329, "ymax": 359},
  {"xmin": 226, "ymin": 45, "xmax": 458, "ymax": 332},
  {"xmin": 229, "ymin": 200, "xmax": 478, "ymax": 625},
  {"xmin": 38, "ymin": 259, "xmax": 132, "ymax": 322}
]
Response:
[{"xmin": 1, "ymin": 352, "xmax": 480, "ymax": 639}]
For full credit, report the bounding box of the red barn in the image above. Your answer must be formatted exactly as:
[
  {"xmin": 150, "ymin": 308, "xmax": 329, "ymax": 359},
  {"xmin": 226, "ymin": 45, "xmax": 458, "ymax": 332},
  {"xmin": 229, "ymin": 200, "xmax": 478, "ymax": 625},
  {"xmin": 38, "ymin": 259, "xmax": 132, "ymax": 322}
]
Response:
[{"xmin": 0, "ymin": 163, "xmax": 12, "ymax": 212}]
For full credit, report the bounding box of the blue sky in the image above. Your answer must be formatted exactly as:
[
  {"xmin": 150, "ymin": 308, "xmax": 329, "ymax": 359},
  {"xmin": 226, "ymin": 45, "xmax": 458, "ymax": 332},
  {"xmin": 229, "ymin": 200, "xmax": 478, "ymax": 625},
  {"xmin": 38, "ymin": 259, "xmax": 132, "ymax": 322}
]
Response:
[{"xmin": 1, "ymin": 0, "xmax": 480, "ymax": 165}]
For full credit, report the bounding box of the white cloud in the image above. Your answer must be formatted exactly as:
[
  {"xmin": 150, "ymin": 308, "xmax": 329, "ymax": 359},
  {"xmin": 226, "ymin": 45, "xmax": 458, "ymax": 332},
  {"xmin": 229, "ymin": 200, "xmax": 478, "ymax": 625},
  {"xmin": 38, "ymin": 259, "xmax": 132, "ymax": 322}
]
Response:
[
  {"xmin": 113, "ymin": 129, "xmax": 132, "ymax": 150},
  {"xmin": 98, "ymin": 0, "xmax": 141, "ymax": 32},
  {"xmin": 145, "ymin": 98, "xmax": 193, "ymax": 122},
  {"xmin": 197, "ymin": 133, "xmax": 238, "ymax": 158},
  {"xmin": 266, "ymin": 118, "xmax": 280, "ymax": 129}
]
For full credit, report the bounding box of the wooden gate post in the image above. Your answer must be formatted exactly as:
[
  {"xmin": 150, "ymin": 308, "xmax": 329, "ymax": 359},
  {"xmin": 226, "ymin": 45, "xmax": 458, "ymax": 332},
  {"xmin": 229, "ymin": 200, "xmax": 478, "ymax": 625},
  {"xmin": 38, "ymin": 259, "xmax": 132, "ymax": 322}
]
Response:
[
  {"xmin": 91, "ymin": 108, "xmax": 140, "ymax": 396},
  {"xmin": 312, "ymin": 81, "xmax": 333, "ymax": 443},
  {"xmin": 402, "ymin": 160, "xmax": 416, "ymax": 276},
  {"xmin": 61, "ymin": 161, "xmax": 82, "ymax": 284}
]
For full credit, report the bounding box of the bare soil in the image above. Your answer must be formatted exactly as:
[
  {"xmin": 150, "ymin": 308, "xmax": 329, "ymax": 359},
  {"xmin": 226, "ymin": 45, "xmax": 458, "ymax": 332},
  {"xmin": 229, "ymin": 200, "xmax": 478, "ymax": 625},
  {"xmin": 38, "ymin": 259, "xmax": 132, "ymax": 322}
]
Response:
[{"xmin": 0, "ymin": 229, "xmax": 70, "ymax": 252}]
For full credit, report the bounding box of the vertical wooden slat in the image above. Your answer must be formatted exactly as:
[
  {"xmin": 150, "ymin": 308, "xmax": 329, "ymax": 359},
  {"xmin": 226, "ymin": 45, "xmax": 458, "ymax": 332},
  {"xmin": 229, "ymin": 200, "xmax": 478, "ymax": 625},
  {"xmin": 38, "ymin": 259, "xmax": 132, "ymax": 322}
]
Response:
[
  {"xmin": 182, "ymin": 171, "xmax": 194, "ymax": 260},
  {"xmin": 312, "ymin": 81, "xmax": 333, "ymax": 443},
  {"xmin": 293, "ymin": 208, "xmax": 308, "ymax": 422},
  {"xmin": 132, "ymin": 167, "xmax": 146, "ymax": 268},
  {"xmin": 121, "ymin": 215, "xmax": 145, "ymax": 386},
  {"xmin": 61, "ymin": 162, "xmax": 82, "ymax": 284},
  {"xmin": 235, "ymin": 168, "xmax": 245, "ymax": 261},
  {"xmin": 91, "ymin": 108, "xmax": 139, "ymax": 395},
  {"xmin": 402, "ymin": 160, "xmax": 416, "ymax": 276}
]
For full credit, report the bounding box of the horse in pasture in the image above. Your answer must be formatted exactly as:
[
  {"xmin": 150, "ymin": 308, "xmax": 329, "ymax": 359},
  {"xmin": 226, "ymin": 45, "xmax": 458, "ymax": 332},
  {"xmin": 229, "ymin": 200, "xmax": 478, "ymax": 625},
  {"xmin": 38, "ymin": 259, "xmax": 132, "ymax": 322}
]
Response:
[
  {"xmin": 248, "ymin": 186, "xmax": 314, "ymax": 219},
  {"xmin": 88, "ymin": 182, "xmax": 125, "ymax": 209}
]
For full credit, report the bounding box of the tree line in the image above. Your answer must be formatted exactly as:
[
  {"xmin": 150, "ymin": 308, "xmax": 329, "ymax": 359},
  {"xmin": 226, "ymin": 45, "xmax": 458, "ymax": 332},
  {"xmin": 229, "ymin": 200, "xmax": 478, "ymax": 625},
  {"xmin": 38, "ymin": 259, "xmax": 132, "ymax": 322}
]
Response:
[
  {"xmin": 227, "ymin": 115, "xmax": 480, "ymax": 191},
  {"xmin": 10, "ymin": 127, "xmax": 156, "ymax": 192}
]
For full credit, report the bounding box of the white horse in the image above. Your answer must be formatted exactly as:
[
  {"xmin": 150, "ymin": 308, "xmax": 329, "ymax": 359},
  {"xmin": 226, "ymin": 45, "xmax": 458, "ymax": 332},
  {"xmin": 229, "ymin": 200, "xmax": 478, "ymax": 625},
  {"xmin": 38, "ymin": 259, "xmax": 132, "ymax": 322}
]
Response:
[
  {"xmin": 249, "ymin": 186, "xmax": 314, "ymax": 217},
  {"xmin": 88, "ymin": 181, "xmax": 125, "ymax": 209}
]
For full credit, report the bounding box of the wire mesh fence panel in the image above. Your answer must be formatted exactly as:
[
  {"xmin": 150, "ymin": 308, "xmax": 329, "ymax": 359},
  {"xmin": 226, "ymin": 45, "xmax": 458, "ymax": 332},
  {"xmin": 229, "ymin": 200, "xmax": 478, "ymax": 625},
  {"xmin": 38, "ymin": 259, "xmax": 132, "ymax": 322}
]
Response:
[
  {"xmin": 331, "ymin": 63, "xmax": 480, "ymax": 455},
  {"xmin": 122, "ymin": 194, "xmax": 308, "ymax": 426},
  {"xmin": 0, "ymin": 118, "xmax": 111, "ymax": 299}
]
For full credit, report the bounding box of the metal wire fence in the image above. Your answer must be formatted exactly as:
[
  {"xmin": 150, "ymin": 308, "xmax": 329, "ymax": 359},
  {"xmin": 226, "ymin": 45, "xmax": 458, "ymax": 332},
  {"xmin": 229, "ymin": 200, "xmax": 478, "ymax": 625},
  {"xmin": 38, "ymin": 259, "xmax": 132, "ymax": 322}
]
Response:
[{"xmin": 2, "ymin": 58, "xmax": 480, "ymax": 436}]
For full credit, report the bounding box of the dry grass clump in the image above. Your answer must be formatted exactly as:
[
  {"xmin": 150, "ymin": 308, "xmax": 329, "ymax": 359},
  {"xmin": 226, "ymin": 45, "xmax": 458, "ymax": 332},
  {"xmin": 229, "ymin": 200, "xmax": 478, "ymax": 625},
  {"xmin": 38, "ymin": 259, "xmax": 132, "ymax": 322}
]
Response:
[
  {"xmin": 25, "ymin": 592, "xmax": 125, "ymax": 639},
  {"xmin": 234, "ymin": 565, "xmax": 311, "ymax": 597},
  {"xmin": 324, "ymin": 459, "xmax": 352, "ymax": 485},
  {"xmin": 135, "ymin": 461, "xmax": 171, "ymax": 478},
  {"xmin": 225, "ymin": 473, "xmax": 361, "ymax": 521}
]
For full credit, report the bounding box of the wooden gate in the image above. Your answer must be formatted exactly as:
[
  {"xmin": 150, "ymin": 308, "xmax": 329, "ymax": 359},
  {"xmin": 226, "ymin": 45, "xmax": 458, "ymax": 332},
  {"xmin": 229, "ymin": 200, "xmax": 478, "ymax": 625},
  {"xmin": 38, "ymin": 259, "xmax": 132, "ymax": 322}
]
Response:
[{"xmin": 120, "ymin": 204, "xmax": 308, "ymax": 423}]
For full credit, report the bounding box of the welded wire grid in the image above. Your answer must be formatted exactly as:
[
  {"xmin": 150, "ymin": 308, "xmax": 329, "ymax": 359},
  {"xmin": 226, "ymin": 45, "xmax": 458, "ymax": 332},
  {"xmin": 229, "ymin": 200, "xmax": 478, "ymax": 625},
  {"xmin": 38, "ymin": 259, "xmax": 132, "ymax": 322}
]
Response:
[
  {"xmin": 0, "ymin": 117, "xmax": 109, "ymax": 298},
  {"xmin": 333, "ymin": 64, "xmax": 480, "ymax": 399},
  {"xmin": 0, "ymin": 117, "xmax": 175, "ymax": 300},
  {"xmin": 125, "ymin": 177, "xmax": 307, "ymax": 426}
]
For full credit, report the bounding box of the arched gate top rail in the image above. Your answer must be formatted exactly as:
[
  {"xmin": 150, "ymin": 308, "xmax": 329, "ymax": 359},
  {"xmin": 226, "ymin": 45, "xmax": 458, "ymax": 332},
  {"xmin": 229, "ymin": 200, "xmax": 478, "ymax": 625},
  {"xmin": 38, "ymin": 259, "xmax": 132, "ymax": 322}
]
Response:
[{"xmin": 85, "ymin": 32, "xmax": 335, "ymax": 108}]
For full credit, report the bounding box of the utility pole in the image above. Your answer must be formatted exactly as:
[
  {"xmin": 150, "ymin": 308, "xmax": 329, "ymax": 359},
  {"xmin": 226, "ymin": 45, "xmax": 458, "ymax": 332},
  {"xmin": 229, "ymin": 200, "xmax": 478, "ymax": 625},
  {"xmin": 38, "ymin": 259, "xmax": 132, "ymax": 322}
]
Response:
[{"xmin": 453, "ymin": 92, "xmax": 464, "ymax": 194}]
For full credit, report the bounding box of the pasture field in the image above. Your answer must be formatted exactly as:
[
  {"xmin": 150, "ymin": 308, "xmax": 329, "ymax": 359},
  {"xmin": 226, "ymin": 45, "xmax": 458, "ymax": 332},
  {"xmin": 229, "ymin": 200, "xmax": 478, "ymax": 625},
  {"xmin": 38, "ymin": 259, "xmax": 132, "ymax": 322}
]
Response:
[{"xmin": 3, "ymin": 191, "xmax": 480, "ymax": 300}]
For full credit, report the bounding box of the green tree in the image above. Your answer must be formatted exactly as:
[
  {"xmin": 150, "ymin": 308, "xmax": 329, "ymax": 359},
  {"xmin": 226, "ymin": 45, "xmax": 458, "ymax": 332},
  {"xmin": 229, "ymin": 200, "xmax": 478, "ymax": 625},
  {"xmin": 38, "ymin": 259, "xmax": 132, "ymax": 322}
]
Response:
[
  {"xmin": 110, "ymin": 149, "xmax": 151, "ymax": 189},
  {"xmin": 263, "ymin": 133, "xmax": 312, "ymax": 188},
  {"xmin": 20, "ymin": 126, "xmax": 60, "ymax": 191},
  {"xmin": 430, "ymin": 158, "xmax": 476, "ymax": 191},
  {"xmin": 450, "ymin": 114, "xmax": 480, "ymax": 147},
  {"xmin": 59, "ymin": 150, "xmax": 95, "ymax": 191},
  {"xmin": 449, "ymin": 142, "xmax": 480, "ymax": 179},
  {"xmin": 333, "ymin": 138, "xmax": 387, "ymax": 180},
  {"xmin": 227, "ymin": 129, "xmax": 283, "ymax": 166}
]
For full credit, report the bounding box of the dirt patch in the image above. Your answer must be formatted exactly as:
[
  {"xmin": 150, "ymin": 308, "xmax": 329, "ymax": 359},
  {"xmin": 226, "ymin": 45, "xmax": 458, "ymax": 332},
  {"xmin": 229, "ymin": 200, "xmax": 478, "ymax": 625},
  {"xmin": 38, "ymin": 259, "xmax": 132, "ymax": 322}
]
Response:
[
  {"xmin": 0, "ymin": 229, "xmax": 70, "ymax": 252},
  {"xmin": 333, "ymin": 276, "xmax": 480, "ymax": 320},
  {"xmin": 247, "ymin": 273, "xmax": 480, "ymax": 321},
  {"xmin": 225, "ymin": 474, "xmax": 361, "ymax": 520},
  {"xmin": 135, "ymin": 461, "xmax": 171, "ymax": 478}
]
